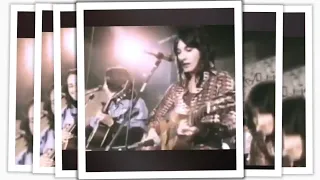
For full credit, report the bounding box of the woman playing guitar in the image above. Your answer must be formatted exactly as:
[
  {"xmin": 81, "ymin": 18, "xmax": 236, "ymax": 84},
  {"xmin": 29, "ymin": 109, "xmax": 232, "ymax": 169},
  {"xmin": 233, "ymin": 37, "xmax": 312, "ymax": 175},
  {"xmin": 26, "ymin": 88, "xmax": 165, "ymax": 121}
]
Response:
[
  {"xmin": 61, "ymin": 69, "xmax": 78, "ymax": 150},
  {"xmin": 85, "ymin": 67, "xmax": 149, "ymax": 150},
  {"xmin": 282, "ymin": 96, "xmax": 306, "ymax": 167},
  {"xmin": 39, "ymin": 86, "xmax": 55, "ymax": 167},
  {"xmin": 16, "ymin": 100, "xmax": 34, "ymax": 165},
  {"xmin": 244, "ymin": 81, "xmax": 275, "ymax": 166},
  {"xmin": 16, "ymin": 99, "xmax": 54, "ymax": 166},
  {"xmin": 141, "ymin": 27, "xmax": 236, "ymax": 150}
]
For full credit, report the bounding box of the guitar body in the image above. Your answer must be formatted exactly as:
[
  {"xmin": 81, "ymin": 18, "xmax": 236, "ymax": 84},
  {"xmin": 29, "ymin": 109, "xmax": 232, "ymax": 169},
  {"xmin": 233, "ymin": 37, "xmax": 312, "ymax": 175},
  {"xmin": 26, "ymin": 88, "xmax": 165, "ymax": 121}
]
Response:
[
  {"xmin": 62, "ymin": 122, "xmax": 78, "ymax": 150},
  {"xmin": 63, "ymin": 137, "xmax": 77, "ymax": 150},
  {"xmin": 160, "ymin": 112, "xmax": 193, "ymax": 150},
  {"xmin": 86, "ymin": 123, "xmax": 115, "ymax": 149},
  {"xmin": 160, "ymin": 91, "xmax": 236, "ymax": 150}
]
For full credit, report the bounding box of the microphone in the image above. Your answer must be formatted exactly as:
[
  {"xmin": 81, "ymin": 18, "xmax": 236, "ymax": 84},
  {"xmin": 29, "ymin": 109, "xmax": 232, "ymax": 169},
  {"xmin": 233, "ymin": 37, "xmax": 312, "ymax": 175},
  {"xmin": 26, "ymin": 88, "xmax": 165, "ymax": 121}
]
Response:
[
  {"xmin": 85, "ymin": 85, "xmax": 103, "ymax": 95},
  {"xmin": 158, "ymin": 34, "xmax": 177, "ymax": 44},
  {"xmin": 107, "ymin": 139, "xmax": 155, "ymax": 151},
  {"xmin": 128, "ymin": 139, "xmax": 155, "ymax": 149},
  {"xmin": 144, "ymin": 51, "xmax": 175, "ymax": 62},
  {"xmin": 85, "ymin": 94, "xmax": 95, "ymax": 107}
]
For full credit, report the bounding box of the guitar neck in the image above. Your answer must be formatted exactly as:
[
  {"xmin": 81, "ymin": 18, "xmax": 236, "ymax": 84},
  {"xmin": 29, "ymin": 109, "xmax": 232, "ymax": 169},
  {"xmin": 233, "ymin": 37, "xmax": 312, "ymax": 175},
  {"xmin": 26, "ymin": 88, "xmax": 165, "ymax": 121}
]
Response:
[{"xmin": 189, "ymin": 100, "xmax": 235, "ymax": 126}]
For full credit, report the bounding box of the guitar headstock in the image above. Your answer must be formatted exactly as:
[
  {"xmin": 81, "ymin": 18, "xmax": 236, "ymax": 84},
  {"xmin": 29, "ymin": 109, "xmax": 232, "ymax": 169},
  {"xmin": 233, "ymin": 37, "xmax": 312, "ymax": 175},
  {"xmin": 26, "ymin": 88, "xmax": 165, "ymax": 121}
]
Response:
[
  {"xmin": 111, "ymin": 80, "xmax": 130, "ymax": 103},
  {"xmin": 189, "ymin": 91, "xmax": 235, "ymax": 125}
]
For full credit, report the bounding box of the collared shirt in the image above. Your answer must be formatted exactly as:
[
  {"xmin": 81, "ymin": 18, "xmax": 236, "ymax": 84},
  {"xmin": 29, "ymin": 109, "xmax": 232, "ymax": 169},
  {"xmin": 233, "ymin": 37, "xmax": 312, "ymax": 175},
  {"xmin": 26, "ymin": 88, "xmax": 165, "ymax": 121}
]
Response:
[
  {"xmin": 89, "ymin": 98, "xmax": 149, "ymax": 131},
  {"xmin": 16, "ymin": 149, "xmax": 32, "ymax": 165},
  {"xmin": 40, "ymin": 127, "xmax": 55, "ymax": 155},
  {"xmin": 62, "ymin": 105, "xmax": 77, "ymax": 128}
]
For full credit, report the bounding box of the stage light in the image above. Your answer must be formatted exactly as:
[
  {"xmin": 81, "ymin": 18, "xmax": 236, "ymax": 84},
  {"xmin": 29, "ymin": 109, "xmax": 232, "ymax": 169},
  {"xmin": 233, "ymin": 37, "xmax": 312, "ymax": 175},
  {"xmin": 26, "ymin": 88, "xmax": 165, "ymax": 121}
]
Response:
[
  {"xmin": 21, "ymin": 38, "xmax": 35, "ymax": 75},
  {"xmin": 62, "ymin": 28, "xmax": 76, "ymax": 60}
]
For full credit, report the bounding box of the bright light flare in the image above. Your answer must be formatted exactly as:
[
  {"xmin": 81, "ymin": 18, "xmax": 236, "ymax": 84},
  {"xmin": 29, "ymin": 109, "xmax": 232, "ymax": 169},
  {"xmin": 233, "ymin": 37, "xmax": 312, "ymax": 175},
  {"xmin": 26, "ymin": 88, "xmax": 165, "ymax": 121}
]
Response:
[
  {"xmin": 61, "ymin": 28, "xmax": 76, "ymax": 60},
  {"xmin": 42, "ymin": 32, "xmax": 54, "ymax": 65},
  {"xmin": 114, "ymin": 35, "xmax": 145, "ymax": 64},
  {"xmin": 18, "ymin": 38, "xmax": 34, "ymax": 75}
]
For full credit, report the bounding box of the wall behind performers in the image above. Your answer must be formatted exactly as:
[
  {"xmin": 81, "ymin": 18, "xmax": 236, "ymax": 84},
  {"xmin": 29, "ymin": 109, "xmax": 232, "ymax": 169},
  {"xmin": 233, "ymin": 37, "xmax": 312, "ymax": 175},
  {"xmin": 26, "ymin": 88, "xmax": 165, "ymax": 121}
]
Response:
[
  {"xmin": 16, "ymin": 38, "xmax": 35, "ymax": 121},
  {"xmin": 243, "ymin": 31, "xmax": 276, "ymax": 98},
  {"xmin": 82, "ymin": 25, "xmax": 236, "ymax": 125},
  {"xmin": 243, "ymin": 33, "xmax": 305, "ymax": 99},
  {"xmin": 283, "ymin": 37, "xmax": 305, "ymax": 97}
]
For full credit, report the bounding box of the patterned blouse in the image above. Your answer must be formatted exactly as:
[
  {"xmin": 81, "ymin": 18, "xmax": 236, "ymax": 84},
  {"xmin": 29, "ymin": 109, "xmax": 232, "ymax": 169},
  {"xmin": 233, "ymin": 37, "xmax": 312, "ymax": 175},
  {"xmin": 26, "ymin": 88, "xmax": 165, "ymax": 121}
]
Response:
[{"xmin": 148, "ymin": 70, "xmax": 236, "ymax": 148}]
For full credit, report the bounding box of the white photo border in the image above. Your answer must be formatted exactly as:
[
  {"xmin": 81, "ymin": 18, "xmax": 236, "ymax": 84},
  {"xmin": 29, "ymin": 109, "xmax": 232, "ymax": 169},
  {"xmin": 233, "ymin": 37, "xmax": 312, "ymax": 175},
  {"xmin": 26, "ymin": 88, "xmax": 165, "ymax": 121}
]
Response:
[
  {"xmin": 32, "ymin": 3, "xmax": 54, "ymax": 174},
  {"xmin": 8, "ymin": 4, "xmax": 35, "ymax": 173},
  {"xmin": 243, "ymin": 4, "xmax": 283, "ymax": 177},
  {"xmin": 53, "ymin": 3, "xmax": 77, "ymax": 178},
  {"xmin": 76, "ymin": 1, "xmax": 243, "ymax": 179},
  {"xmin": 283, "ymin": 5, "xmax": 313, "ymax": 175}
]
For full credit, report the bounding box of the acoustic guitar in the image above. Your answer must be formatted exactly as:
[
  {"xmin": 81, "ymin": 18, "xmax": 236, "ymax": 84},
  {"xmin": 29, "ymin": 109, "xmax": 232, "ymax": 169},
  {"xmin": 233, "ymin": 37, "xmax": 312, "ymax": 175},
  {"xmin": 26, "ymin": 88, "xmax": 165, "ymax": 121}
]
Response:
[
  {"xmin": 62, "ymin": 123, "xmax": 77, "ymax": 150},
  {"xmin": 86, "ymin": 81, "xmax": 130, "ymax": 149},
  {"xmin": 159, "ymin": 91, "xmax": 236, "ymax": 150}
]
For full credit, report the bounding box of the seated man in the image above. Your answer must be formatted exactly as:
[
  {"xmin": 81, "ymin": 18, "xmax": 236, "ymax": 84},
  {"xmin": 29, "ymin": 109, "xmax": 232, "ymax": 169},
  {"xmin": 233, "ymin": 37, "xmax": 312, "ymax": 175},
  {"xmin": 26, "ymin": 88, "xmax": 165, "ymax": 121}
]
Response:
[{"xmin": 86, "ymin": 67, "xmax": 149, "ymax": 150}]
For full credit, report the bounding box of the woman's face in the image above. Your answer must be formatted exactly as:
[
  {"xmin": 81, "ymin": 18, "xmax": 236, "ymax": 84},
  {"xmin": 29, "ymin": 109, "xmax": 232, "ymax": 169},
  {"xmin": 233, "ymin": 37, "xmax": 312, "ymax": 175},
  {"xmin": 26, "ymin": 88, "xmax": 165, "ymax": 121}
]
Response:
[
  {"xmin": 50, "ymin": 89, "xmax": 54, "ymax": 114},
  {"xmin": 283, "ymin": 134, "xmax": 303, "ymax": 162},
  {"xmin": 67, "ymin": 74, "xmax": 77, "ymax": 100},
  {"xmin": 254, "ymin": 113, "xmax": 274, "ymax": 136},
  {"xmin": 176, "ymin": 40, "xmax": 201, "ymax": 73},
  {"xmin": 28, "ymin": 104, "xmax": 34, "ymax": 135}
]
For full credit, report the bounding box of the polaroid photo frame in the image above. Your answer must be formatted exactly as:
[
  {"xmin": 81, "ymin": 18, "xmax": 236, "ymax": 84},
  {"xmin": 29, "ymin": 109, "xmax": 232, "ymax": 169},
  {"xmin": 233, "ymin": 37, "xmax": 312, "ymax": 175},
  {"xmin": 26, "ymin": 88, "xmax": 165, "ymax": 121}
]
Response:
[
  {"xmin": 243, "ymin": 5, "xmax": 283, "ymax": 177},
  {"xmin": 33, "ymin": 3, "xmax": 54, "ymax": 174},
  {"xmin": 282, "ymin": 5, "xmax": 313, "ymax": 175},
  {"xmin": 8, "ymin": 4, "xmax": 35, "ymax": 172},
  {"xmin": 53, "ymin": 3, "xmax": 77, "ymax": 178},
  {"xmin": 77, "ymin": 1, "xmax": 243, "ymax": 179}
]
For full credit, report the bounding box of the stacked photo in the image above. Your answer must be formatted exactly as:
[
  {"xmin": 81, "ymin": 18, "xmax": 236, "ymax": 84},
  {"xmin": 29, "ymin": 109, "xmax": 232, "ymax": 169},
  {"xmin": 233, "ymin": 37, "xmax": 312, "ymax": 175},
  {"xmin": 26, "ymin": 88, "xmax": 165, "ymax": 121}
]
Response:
[{"xmin": 7, "ymin": 1, "xmax": 313, "ymax": 179}]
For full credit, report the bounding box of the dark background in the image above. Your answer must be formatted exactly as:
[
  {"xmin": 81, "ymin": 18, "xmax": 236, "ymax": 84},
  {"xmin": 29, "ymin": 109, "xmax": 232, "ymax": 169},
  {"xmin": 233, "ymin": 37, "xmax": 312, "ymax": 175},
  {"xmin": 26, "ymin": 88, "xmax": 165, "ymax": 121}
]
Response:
[
  {"xmin": 243, "ymin": 12, "xmax": 276, "ymax": 170},
  {"xmin": 16, "ymin": 12, "xmax": 35, "ymax": 121}
]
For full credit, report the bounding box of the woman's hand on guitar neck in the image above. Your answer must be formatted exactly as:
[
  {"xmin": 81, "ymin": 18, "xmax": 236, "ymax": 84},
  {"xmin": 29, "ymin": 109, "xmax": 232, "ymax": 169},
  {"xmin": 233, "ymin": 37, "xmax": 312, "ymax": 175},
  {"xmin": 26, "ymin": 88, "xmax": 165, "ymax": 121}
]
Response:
[
  {"xmin": 177, "ymin": 119, "xmax": 199, "ymax": 136},
  {"xmin": 40, "ymin": 151, "xmax": 54, "ymax": 167}
]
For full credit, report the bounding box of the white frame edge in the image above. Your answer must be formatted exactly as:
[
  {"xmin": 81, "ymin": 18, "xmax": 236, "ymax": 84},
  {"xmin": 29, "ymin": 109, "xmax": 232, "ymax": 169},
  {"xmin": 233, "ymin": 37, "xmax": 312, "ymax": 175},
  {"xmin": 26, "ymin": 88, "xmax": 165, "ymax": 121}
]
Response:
[
  {"xmin": 32, "ymin": 3, "xmax": 54, "ymax": 174},
  {"xmin": 8, "ymin": 4, "xmax": 35, "ymax": 173},
  {"xmin": 53, "ymin": 3, "xmax": 77, "ymax": 178},
  {"xmin": 76, "ymin": 1, "xmax": 244, "ymax": 179},
  {"xmin": 282, "ymin": 4, "xmax": 313, "ymax": 175},
  {"xmin": 243, "ymin": 4, "xmax": 283, "ymax": 177}
]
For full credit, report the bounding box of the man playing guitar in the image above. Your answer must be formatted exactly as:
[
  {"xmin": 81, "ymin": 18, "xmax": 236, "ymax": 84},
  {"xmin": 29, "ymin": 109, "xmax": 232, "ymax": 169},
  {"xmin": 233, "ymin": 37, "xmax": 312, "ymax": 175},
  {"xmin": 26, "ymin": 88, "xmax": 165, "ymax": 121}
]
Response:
[{"xmin": 85, "ymin": 67, "xmax": 149, "ymax": 150}]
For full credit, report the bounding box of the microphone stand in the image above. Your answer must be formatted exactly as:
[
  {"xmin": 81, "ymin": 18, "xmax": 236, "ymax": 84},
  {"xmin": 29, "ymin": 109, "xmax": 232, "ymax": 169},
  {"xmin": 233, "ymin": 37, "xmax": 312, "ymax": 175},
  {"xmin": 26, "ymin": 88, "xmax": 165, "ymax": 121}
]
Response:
[
  {"xmin": 105, "ymin": 57, "xmax": 163, "ymax": 151},
  {"xmin": 123, "ymin": 79, "xmax": 135, "ymax": 151}
]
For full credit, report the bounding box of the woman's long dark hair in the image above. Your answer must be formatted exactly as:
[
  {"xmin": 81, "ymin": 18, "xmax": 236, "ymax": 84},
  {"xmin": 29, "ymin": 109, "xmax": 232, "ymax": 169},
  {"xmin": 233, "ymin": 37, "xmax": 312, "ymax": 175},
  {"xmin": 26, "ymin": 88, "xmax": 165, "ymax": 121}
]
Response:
[
  {"xmin": 43, "ymin": 85, "xmax": 54, "ymax": 130},
  {"xmin": 173, "ymin": 26, "xmax": 215, "ymax": 88},
  {"xmin": 244, "ymin": 81, "xmax": 275, "ymax": 142},
  {"xmin": 282, "ymin": 96, "xmax": 306, "ymax": 167},
  {"xmin": 20, "ymin": 99, "xmax": 34, "ymax": 152},
  {"xmin": 62, "ymin": 69, "xmax": 77, "ymax": 108}
]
